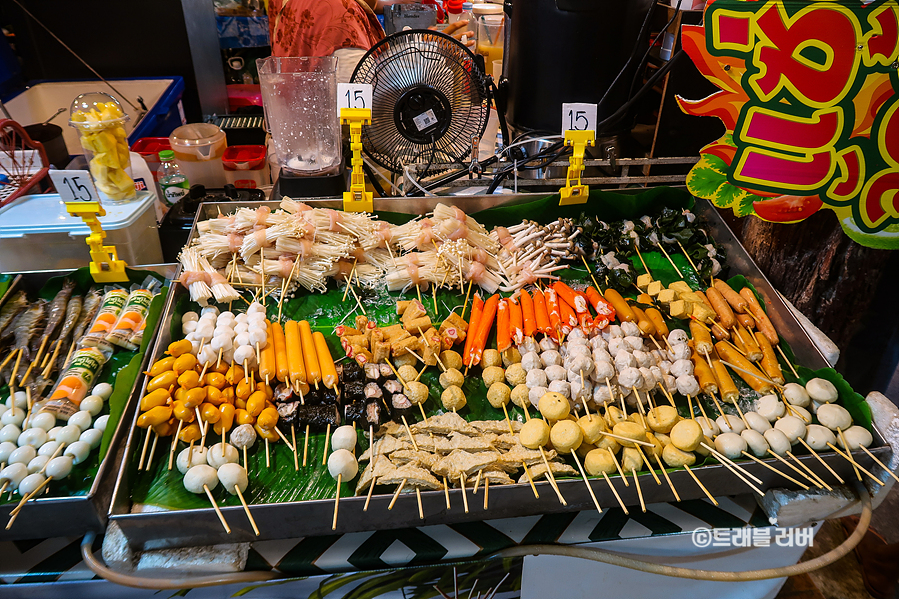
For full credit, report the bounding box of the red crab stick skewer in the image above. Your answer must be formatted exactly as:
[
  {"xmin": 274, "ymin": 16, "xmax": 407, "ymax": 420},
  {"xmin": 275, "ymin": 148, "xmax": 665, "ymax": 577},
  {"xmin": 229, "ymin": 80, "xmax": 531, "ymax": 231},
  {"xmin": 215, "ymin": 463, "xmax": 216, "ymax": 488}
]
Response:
[
  {"xmin": 558, "ymin": 295, "xmax": 577, "ymax": 336},
  {"xmin": 520, "ymin": 289, "xmax": 537, "ymax": 338},
  {"xmin": 585, "ymin": 286, "xmax": 616, "ymax": 329},
  {"xmin": 496, "ymin": 299, "xmax": 512, "ymax": 353},
  {"xmin": 532, "ymin": 288, "xmax": 552, "ymax": 336},
  {"xmin": 508, "ymin": 295, "xmax": 523, "ymax": 345},
  {"xmin": 467, "ymin": 294, "xmax": 499, "ymax": 367},
  {"xmin": 462, "ymin": 295, "xmax": 485, "ymax": 367},
  {"xmin": 545, "ymin": 287, "xmax": 562, "ymax": 337}
]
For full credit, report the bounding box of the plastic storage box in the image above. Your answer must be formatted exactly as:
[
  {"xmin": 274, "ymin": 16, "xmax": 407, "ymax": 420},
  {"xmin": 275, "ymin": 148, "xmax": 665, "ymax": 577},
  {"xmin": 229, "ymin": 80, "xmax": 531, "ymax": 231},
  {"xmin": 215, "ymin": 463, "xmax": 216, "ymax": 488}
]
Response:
[
  {"xmin": 131, "ymin": 137, "xmax": 173, "ymax": 197},
  {"xmin": 3, "ymin": 77, "xmax": 185, "ymax": 157},
  {"xmin": 223, "ymin": 145, "xmax": 269, "ymax": 189},
  {"xmin": 0, "ymin": 190, "xmax": 163, "ymax": 272}
]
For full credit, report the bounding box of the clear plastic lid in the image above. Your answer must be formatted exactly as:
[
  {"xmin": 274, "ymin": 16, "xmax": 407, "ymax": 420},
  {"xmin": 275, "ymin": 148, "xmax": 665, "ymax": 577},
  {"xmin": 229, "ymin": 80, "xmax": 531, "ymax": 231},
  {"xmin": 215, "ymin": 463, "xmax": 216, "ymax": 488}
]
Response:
[
  {"xmin": 473, "ymin": 3, "xmax": 503, "ymax": 14},
  {"xmin": 68, "ymin": 92, "xmax": 130, "ymax": 130},
  {"xmin": 169, "ymin": 123, "xmax": 227, "ymax": 147}
]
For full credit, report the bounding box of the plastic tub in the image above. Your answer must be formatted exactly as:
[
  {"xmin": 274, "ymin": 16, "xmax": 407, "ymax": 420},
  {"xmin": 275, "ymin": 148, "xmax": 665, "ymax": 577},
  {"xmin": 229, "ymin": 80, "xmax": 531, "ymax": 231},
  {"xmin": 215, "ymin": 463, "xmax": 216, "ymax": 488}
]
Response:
[
  {"xmin": 223, "ymin": 145, "xmax": 268, "ymax": 189},
  {"xmin": 169, "ymin": 123, "xmax": 227, "ymax": 188},
  {"xmin": 0, "ymin": 189, "xmax": 163, "ymax": 272},
  {"xmin": 3, "ymin": 77, "xmax": 185, "ymax": 156}
]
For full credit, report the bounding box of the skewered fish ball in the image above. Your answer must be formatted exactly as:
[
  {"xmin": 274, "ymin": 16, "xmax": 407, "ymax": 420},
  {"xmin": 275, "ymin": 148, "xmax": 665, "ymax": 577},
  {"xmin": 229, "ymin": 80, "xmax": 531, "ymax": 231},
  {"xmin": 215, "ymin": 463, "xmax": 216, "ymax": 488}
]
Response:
[
  {"xmin": 331, "ymin": 425, "xmax": 357, "ymax": 451},
  {"xmin": 526, "ymin": 369, "xmax": 548, "ymax": 389},
  {"xmin": 0, "ymin": 441, "xmax": 17, "ymax": 463},
  {"xmin": 605, "ymin": 405, "xmax": 627, "ymax": 427},
  {"xmin": 675, "ymin": 375, "xmax": 700, "ymax": 397},
  {"xmin": 774, "ymin": 416, "xmax": 807, "ymax": 443},
  {"xmin": 9, "ymin": 445, "xmax": 36, "ymax": 465},
  {"xmin": 716, "ymin": 414, "xmax": 746, "ymax": 434},
  {"xmin": 18, "ymin": 473, "xmax": 46, "ymax": 497},
  {"xmin": 404, "ymin": 381, "xmax": 430, "ymax": 405},
  {"xmin": 92, "ymin": 383, "xmax": 113, "ymax": 400},
  {"xmin": 45, "ymin": 456, "xmax": 74, "ymax": 480},
  {"xmin": 806, "ymin": 378, "xmax": 838, "ymax": 403},
  {"xmin": 177, "ymin": 446, "xmax": 209, "ymax": 474},
  {"xmin": 487, "ymin": 382, "xmax": 511, "ymax": 408},
  {"xmin": 79, "ymin": 428, "xmax": 103, "ymax": 450},
  {"xmin": 68, "ymin": 411, "xmax": 92, "ymax": 431},
  {"xmin": 184, "ymin": 464, "xmax": 219, "ymax": 494},
  {"xmin": 182, "ymin": 311, "xmax": 199, "ymax": 324},
  {"xmin": 548, "ymin": 380, "xmax": 570, "ymax": 399},
  {"xmin": 528, "ymin": 386, "xmax": 548, "ymax": 408},
  {"xmin": 439, "ymin": 368, "xmax": 464, "ymax": 389},
  {"xmin": 646, "ymin": 405, "xmax": 679, "ymax": 434},
  {"xmin": 662, "ymin": 444, "xmax": 697, "ymax": 467},
  {"xmin": 741, "ymin": 429, "xmax": 769, "ymax": 457},
  {"xmin": 714, "ymin": 432, "xmax": 747, "ymax": 459},
  {"xmin": 511, "ymin": 384, "xmax": 529, "ymax": 409},
  {"xmin": 439, "ymin": 350, "xmax": 463, "ymax": 371},
  {"xmin": 577, "ymin": 414, "xmax": 606, "ymax": 445},
  {"xmin": 538, "ymin": 391, "xmax": 570, "ymax": 421},
  {"xmin": 782, "ymin": 383, "xmax": 810, "ymax": 407},
  {"xmin": 397, "ymin": 365, "xmax": 418, "ymax": 384},
  {"xmin": 482, "ymin": 366, "xmax": 505, "ymax": 388},
  {"xmin": 505, "ymin": 364, "xmax": 527, "ymax": 386},
  {"xmin": 550, "ymin": 420, "xmax": 583, "ymax": 454},
  {"xmin": 27, "ymin": 455, "xmax": 49, "ymax": 474},
  {"xmin": 2, "ymin": 408, "xmax": 25, "ymax": 427},
  {"xmin": 80, "ymin": 395, "xmax": 104, "ymax": 417},
  {"xmin": 56, "ymin": 425, "xmax": 82, "ymax": 445},
  {"xmin": 584, "ymin": 448, "xmax": 616, "ymax": 475},
  {"xmin": 541, "ymin": 350, "xmax": 562, "ymax": 368},
  {"xmin": 670, "ymin": 419, "xmax": 703, "ymax": 451},
  {"xmin": 29, "ymin": 412, "xmax": 56, "ymax": 431},
  {"xmin": 393, "ymin": 353, "xmax": 417, "ymax": 369},
  {"xmin": 207, "ymin": 443, "xmax": 239, "ymax": 469},
  {"xmin": 612, "ymin": 421, "xmax": 647, "ymax": 447},
  {"xmin": 743, "ymin": 411, "xmax": 771, "ymax": 433},
  {"xmin": 0, "ymin": 424, "xmax": 20, "ymax": 443},
  {"xmin": 328, "ymin": 449, "xmax": 358, "ymax": 480},
  {"xmin": 64, "ymin": 441, "xmax": 91, "ymax": 465},
  {"xmin": 218, "ymin": 463, "xmax": 249, "ymax": 494},
  {"xmin": 817, "ymin": 403, "xmax": 852, "ymax": 431},
  {"xmin": 757, "ymin": 395, "xmax": 785, "ymax": 421},
  {"xmin": 94, "ymin": 415, "xmax": 110, "ymax": 433},
  {"xmin": 544, "ymin": 364, "xmax": 566, "ymax": 382},
  {"xmin": 17, "ymin": 428, "xmax": 48, "ymax": 449},
  {"xmin": 502, "ymin": 347, "xmax": 522, "ymax": 368},
  {"xmin": 441, "ymin": 386, "xmax": 467, "ymax": 411},
  {"xmin": 230, "ymin": 424, "xmax": 257, "ymax": 449},
  {"xmin": 520, "ymin": 419, "xmax": 550, "ymax": 449},
  {"xmin": 805, "ymin": 424, "xmax": 837, "ymax": 451},
  {"xmin": 621, "ymin": 447, "xmax": 644, "ymax": 471},
  {"xmin": 764, "ymin": 428, "xmax": 791, "ymax": 456},
  {"xmin": 698, "ymin": 417, "xmax": 719, "ymax": 438},
  {"xmin": 838, "ymin": 425, "xmax": 873, "ymax": 450},
  {"xmin": 8, "ymin": 391, "xmax": 27, "ymax": 409},
  {"xmin": 788, "ymin": 405, "xmax": 812, "ymax": 424},
  {"xmin": 482, "ymin": 349, "xmax": 502, "ymax": 368},
  {"xmin": 0, "ymin": 462, "xmax": 27, "ymax": 488}
]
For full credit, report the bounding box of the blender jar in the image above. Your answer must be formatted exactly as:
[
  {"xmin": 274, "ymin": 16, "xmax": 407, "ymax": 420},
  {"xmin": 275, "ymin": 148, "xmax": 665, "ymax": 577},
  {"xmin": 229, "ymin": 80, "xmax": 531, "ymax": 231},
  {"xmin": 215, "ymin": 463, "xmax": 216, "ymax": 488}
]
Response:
[
  {"xmin": 68, "ymin": 92, "xmax": 136, "ymax": 202},
  {"xmin": 169, "ymin": 123, "xmax": 228, "ymax": 188},
  {"xmin": 257, "ymin": 56, "xmax": 342, "ymax": 177}
]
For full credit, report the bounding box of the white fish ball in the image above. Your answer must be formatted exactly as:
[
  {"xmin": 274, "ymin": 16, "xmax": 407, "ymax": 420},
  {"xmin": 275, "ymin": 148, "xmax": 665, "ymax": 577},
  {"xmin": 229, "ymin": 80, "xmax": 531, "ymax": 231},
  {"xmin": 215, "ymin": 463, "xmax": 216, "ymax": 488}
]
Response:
[
  {"xmin": 17, "ymin": 428, "xmax": 48, "ymax": 448},
  {"xmin": 210, "ymin": 335, "xmax": 233, "ymax": 352},
  {"xmin": 743, "ymin": 411, "xmax": 772, "ymax": 433},
  {"xmin": 200, "ymin": 306, "xmax": 220, "ymax": 318},
  {"xmin": 782, "ymin": 383, "xmax": 810, "ymax": 407},
  {"xmin": 93, "ymin": 415, "xmax": 110, "ymax": 433},
  {"xmin": 218, "ymin": 463, "xmax": 249, "ymax": 494},
  {"xmin": 182, "ymin": 321, "xmax": 198, "ymax": 335},
  {"xmin": 328, "ymin": 448, "xmax": 359, "ymax": 480},
  {"xmin": 56, "ymin": 425, "xmax": 82, "ymax": 445},
  {"xmin": 27, "ymin": 455, "xmax": 49, "ymax": 474},
  {"xmin": 233, "ymin": 322, "xmax": 249, "ymax": 334},
  {"xmin": 234, "ymin": 313, "xmax": 248, "ymax": 325},
  {"xmin": 68, "ymin": 411, "xmax": 92, "ymax": 431},
  {"xmin": 331, "ymin": 425, "xmax": 357, "ymax": 452},
  {"xmin": 80, "ymin": 396, "xmax": 104, "ymax": 417},
  {"xmin": 18, "ymin": 473, "xmax": 46, "ymax": 497},
  {"xmin": 80, "ymin": 428, "xmax": 103, "ymax": 449},
  {"xmin": 247, "ymin": 302, "xmax": 265, "ymax": 315},
  {"xmin": 806, "ymin": 378, "xmax": 838, "ymax": 403},
  {"xmin": 64, "ymin": 440, "xmax": 91, "ymax": 465},
  {"xmin": 741, "ymin": 429, "xmax": 769, "ymax": 458},
  {"xmin": 2, "ymin": 408, "xmax": 25, "ymax": 427},
  {"xmin": 714, "ymin": 432, "xmax": 748, "ymax": 460},
  {"xmin": 182, "ymin": 311, "xmax": 199, "ymax": 324},
  {"xmin": 92, "ymin": 383, "xmax": 114, "ymax": 400},
  {"xmin": 817, "ymin": 403, "xmax": 852, "ymax": 431},
  {"xmin": 774, "ymin": 416, "xmax": 807, "ymax": 444},
  {"xmin": 756, "ymin": 394, "xmax": 785, "ymax": 421},
  {"xmin": 249, "ymin": 329, "xmax": 267, "ymax": 346},
  {"xmin": 184, "ymin": 464, "xmax": 219, "ymax": 494},
  {"xmin": 764, "ymin": 428, "xmax": 791, "ymax": 456},
  {"xmin": 234, "ymin": 333, "xmax": 251, "ymax": 347},
  {"xmin": 0, "ymin": 463, "xmax": 28, "ymax": 486},
  {"xmin": 0, "ymin": 424, "xmax": 21, "ymax": 443},
  {"xmin": 9, "ymin": 445, "xmax": 37, "ymax": 465},
  {"xmin": 45, "ymin": 456, "xmax": 74, "ymax": 480},
  {"xmin": 838, "ymin": 425, "xmax": 873, "ymax": 450},
  {"xmin": 38, "ymin": 440, "xmax": 61, "ymax": 458},
  {"xmin": 206, "ymin": 443, "xmax": 239, "ymax": 469},
  {"xmin": 804, "ymin": 424, "xmax": 836, "ymax": 451},
  {"xmin": 177, "ymin": 446, "xmax": 208, "ymax": 474}
]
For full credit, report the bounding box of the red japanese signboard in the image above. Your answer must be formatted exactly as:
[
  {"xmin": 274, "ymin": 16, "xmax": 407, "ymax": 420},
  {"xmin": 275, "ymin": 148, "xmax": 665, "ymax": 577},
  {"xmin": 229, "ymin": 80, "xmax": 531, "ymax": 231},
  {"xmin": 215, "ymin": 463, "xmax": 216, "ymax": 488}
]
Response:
[{"xmin": 680, "ymin": 0, "xmax": 899, "ymax": 248}]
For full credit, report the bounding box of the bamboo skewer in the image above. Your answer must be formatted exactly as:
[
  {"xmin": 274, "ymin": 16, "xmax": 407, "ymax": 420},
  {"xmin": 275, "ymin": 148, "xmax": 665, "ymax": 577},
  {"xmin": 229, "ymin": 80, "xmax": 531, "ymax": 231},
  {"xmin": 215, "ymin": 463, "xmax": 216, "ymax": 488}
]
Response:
[
  {"xmin": 653, "ymin": 454, "xmax": 680, "ymax": 501},
  {"xmin": 206, "ymin": 485, "xmax": 231, "ymax": 534},
  {"xmin": 602, "ymin": 472, "xmax": 628, "ymax": 514},
  {"xmin": 292, "ymin": 425, "xmax": 299, "ymax": 471},
  {"xmin": 570, "ymin": 450, "xmax": 601, "ymax": 513},
  {"xmin": 539, "ymin": 447, "xmax": 566, "ymax": 505},
  {"xmin": 443, "ymin": 477, "xmax": 451, "ymax": 509},
  {"xmin": 767, "ymin": 450, "xmax": 823, "ymax": 488},
  {"xmin": 332, "ymin": 474, "xmax": 343, "ymax": 530},
  {"xmin": 303, "ymin": 424, "xmax": 310, "ymax": 467},
  {"xmin": 836, "ymin": 428, "xmax": 861, "ymax": 482},
  {"xmin": 683, "ymin": 463, "xmax": 718, "ymax": 505},
  {"xmin": 655, "ymin": 242, "xmax": 683, "ymax": 278},
  {"xmin": 786, "ymin": 451, "xmax": 830, "ymax": 490},
  {"xmin": 168, "ymin": 420, "xmax": 184, "ymax": 470},
  {"xmin": 700, "ymin": 442, "xmax": 764, "ymax": 494},
  {"xmin": 609, "ymin": 448, "xmax": 629, "ymax": 487},
  {"xmin": 0, "ymin": 348, "xmax": 19, "ymax": 372},
  {"xmin": 741, "ymin": 451, "xmax": 809, "ymax": 490},
  {"xmin": 826, "ymin": 444, "xmax": 884, "ymax": 486},
  {"xmin": 632, "ymin": 469, "xmax": 646, "ymax": 512},
  {"xmin": 138, "ymin": 428, "xmax": 151, "ymax": 470},
  {"xmin": 796, "ymin": 438, "xmax": 844, "ymax": 484},
  {"xmin": 388, "ymin": 478, "xmax": 407, "ymax": 510},
  {"xmin": 460, "ymin": 473, "xmax": 469, "ymax": 513},
  {"xmin": 236, "ymin": 485, "xmax": 259, "ymax": 536},
  {"xmin": 859, "ymin": 446, "xmax": 899, "ymax": 484},
  {"xmin": 636, "ymin": 446, "xmax": 661, "ymax": 486},
  {"xmin": 417, "ymin": 486, "xmax": 425, "ymax": 518},
  {"xmin": 776, "ymin": 345, "xmax": 800, "ymax": 379}
]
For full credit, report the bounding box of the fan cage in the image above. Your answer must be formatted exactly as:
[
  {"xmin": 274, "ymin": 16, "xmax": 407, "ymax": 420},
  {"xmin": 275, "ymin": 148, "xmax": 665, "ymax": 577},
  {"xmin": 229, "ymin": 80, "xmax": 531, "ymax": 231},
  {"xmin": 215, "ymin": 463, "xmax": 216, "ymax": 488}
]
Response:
[{"xmin": 351, "ymin": 30, "xmax": 490, "ymax": 177}]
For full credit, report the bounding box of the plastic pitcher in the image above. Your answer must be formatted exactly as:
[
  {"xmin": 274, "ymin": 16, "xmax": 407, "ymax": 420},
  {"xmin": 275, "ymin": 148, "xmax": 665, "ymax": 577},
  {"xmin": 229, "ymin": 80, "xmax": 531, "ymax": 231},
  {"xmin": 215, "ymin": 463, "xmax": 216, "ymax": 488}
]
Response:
[
  {"xmin": 68, "ymin": 92, "xmax": 136, "ymax": 202},
  {"xmin": 257, "ymin": 56, "xmax": 342, "ymax": 177},
  {"xmin": 169, "ymin": 123, "xmax": 227, "ymax": 188}
]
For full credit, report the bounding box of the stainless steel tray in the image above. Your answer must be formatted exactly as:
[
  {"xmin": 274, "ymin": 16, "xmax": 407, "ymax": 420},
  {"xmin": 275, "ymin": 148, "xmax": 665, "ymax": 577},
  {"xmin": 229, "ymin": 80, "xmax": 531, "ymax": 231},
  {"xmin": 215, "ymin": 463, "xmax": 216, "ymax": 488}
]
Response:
[
  {"xmin": 0, "ymin": 264, "xmax": 179, "ymax": 540},
  {"xmin": 107, "ymin": 195, "xmax": 891, "ymax": 551}
]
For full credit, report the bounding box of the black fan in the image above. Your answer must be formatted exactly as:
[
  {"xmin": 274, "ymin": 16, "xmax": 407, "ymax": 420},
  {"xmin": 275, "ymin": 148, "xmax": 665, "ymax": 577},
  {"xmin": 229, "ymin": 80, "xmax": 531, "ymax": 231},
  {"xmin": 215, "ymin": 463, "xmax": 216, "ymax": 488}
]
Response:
[{"xmin": 351, "ymin": 29, "xmax": 490, "ymax": 177}]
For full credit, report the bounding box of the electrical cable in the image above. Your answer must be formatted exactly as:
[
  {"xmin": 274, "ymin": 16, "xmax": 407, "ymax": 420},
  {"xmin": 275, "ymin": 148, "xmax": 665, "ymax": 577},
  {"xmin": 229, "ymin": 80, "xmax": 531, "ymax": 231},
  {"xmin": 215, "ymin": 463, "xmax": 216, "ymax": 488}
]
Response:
[
  {"xmin": 627, "ymin": 7, "xmax": 683, "ymax": 101},
  {"xmin": 362, "ymin": 161, "xmax": 387, "ymax": 198},
  {"xmin": 79, "ymin": 532, "xmax": 278, "ymax": 589},
  {"xmin": 491, "ymin": 481, "xmax": 873, "ymax": 582}
]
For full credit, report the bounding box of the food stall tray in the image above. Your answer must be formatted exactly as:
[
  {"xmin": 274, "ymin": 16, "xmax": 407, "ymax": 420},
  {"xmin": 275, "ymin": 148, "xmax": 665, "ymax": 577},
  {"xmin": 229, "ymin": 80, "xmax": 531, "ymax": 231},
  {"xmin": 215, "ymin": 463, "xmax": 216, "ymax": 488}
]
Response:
[
  {"xmin": 0, "ymin": 264, "xmax": 179, "ymax": 540},
  {"xmin": 107, "ymin": 194, "xmax": 891, "ymax": 551}
]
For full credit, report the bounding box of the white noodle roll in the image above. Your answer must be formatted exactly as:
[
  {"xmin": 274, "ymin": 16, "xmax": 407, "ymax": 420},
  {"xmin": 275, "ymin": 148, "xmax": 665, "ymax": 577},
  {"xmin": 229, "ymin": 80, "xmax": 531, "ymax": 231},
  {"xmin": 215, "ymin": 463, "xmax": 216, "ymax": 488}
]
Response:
[{"xmin": 179, "ymin": 247, "xmax": 213, "ymax": 305}]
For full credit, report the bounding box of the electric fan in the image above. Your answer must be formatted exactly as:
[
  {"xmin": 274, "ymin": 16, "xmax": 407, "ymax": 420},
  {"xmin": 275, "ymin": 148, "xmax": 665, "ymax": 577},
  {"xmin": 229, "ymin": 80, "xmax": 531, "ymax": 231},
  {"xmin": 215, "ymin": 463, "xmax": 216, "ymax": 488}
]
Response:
[{"xmin": 351, "ymin": 29, "xmax": 491, "ymax": 178}]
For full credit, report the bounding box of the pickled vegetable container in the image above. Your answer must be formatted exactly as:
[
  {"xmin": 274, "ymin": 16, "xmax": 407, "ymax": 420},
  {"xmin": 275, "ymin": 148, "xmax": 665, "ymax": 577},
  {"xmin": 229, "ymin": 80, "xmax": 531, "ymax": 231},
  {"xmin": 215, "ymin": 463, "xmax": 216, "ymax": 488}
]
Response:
[{"xmin": 68, "ymin": 92, "xmax": 136, "ymax": 202}]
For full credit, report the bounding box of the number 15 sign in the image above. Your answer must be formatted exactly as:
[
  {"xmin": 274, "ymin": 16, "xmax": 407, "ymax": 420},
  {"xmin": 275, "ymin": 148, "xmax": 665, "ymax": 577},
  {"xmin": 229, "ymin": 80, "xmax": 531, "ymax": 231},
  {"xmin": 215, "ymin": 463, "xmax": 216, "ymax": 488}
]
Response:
[
  {"xmin": 337, "ymin": 83, "xmax": 373, "ymax": 112},
  {"xmin": 49, "ymin": 170, "xmax": 100, "ymax": 204}
]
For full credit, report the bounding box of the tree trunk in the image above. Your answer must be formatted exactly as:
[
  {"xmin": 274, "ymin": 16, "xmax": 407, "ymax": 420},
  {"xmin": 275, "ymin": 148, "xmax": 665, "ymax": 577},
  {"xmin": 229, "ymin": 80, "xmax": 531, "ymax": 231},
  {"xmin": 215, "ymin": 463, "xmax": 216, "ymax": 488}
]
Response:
[{"xmin": 737, "ymin": 212, "xmax": 892, "ymax": 350}]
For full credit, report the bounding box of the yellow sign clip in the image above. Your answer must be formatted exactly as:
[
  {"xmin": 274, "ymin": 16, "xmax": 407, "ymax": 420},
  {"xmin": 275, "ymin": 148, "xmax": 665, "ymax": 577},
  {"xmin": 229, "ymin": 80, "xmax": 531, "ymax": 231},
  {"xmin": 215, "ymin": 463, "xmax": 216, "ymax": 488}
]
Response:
[
  {"xmin": 340, "ymin": 107, "xmax": 374, "ymax": 213},
  {"xmin": 559, "ymin": 129, "xmax": 595, "ymax": 205},
  {"xmin": 65, "ymin": 201, "xmax": 128, "ymax": 283}
]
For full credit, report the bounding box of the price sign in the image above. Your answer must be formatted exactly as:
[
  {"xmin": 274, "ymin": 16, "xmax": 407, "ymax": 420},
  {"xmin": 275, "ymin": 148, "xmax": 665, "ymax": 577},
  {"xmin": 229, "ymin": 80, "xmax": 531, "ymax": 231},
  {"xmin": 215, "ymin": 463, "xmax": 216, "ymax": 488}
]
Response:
[
  {"xmin": 562, "ymin": 103, "xmax": 598, "ymax": 133},
  {"xmin": 49, "ymin": 170, "xmax": 100, "ymax": 203},
  {"xmin": 337, "ymin": 83, "xmax": 373, "ymax": 111}
]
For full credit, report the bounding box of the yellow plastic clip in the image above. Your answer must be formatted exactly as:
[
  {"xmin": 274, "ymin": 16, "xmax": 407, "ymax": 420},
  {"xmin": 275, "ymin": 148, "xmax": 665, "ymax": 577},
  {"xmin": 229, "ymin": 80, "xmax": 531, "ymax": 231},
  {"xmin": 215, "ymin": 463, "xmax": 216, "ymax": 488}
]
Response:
[
  {"xmin": 65, "ymin": 201, "xmax": 128, "ymax": 283},
  {"xmin": 340, "ymin": 107, "xmax": 374, "ymax": 213},
  {"xmin": 558, "ymin": 129, "xmax": 595, "ymax": 205}
]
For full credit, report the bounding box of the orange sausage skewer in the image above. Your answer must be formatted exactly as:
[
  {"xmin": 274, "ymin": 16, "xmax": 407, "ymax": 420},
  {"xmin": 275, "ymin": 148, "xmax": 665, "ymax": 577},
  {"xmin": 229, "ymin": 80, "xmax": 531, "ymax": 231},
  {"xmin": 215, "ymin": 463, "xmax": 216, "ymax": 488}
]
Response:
[
  {"xmin": 313, "ymin": 332, "xmax": 339, "ymax": 389},
  {"xmin": 271, "ymin": 322, "xmax": 289, "ymax": 383},
  {"xmin": 299, "ymin": 320, "xmax": 322, "ymax": 389},
  {"xmin": 258, "ymin": 320, "xmax": 277, "ymax": 386},
  {"xmin": 284, "ymin": 320, "xmax": 309, "ymax": 397}
]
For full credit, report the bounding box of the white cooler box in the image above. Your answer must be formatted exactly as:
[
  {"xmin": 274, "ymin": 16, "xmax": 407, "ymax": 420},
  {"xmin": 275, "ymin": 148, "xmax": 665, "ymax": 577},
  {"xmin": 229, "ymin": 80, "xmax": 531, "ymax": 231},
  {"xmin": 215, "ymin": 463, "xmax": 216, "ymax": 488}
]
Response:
[{"xmin": 0, "ymin": 190, "xmax": 163, "ymax": 272}]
